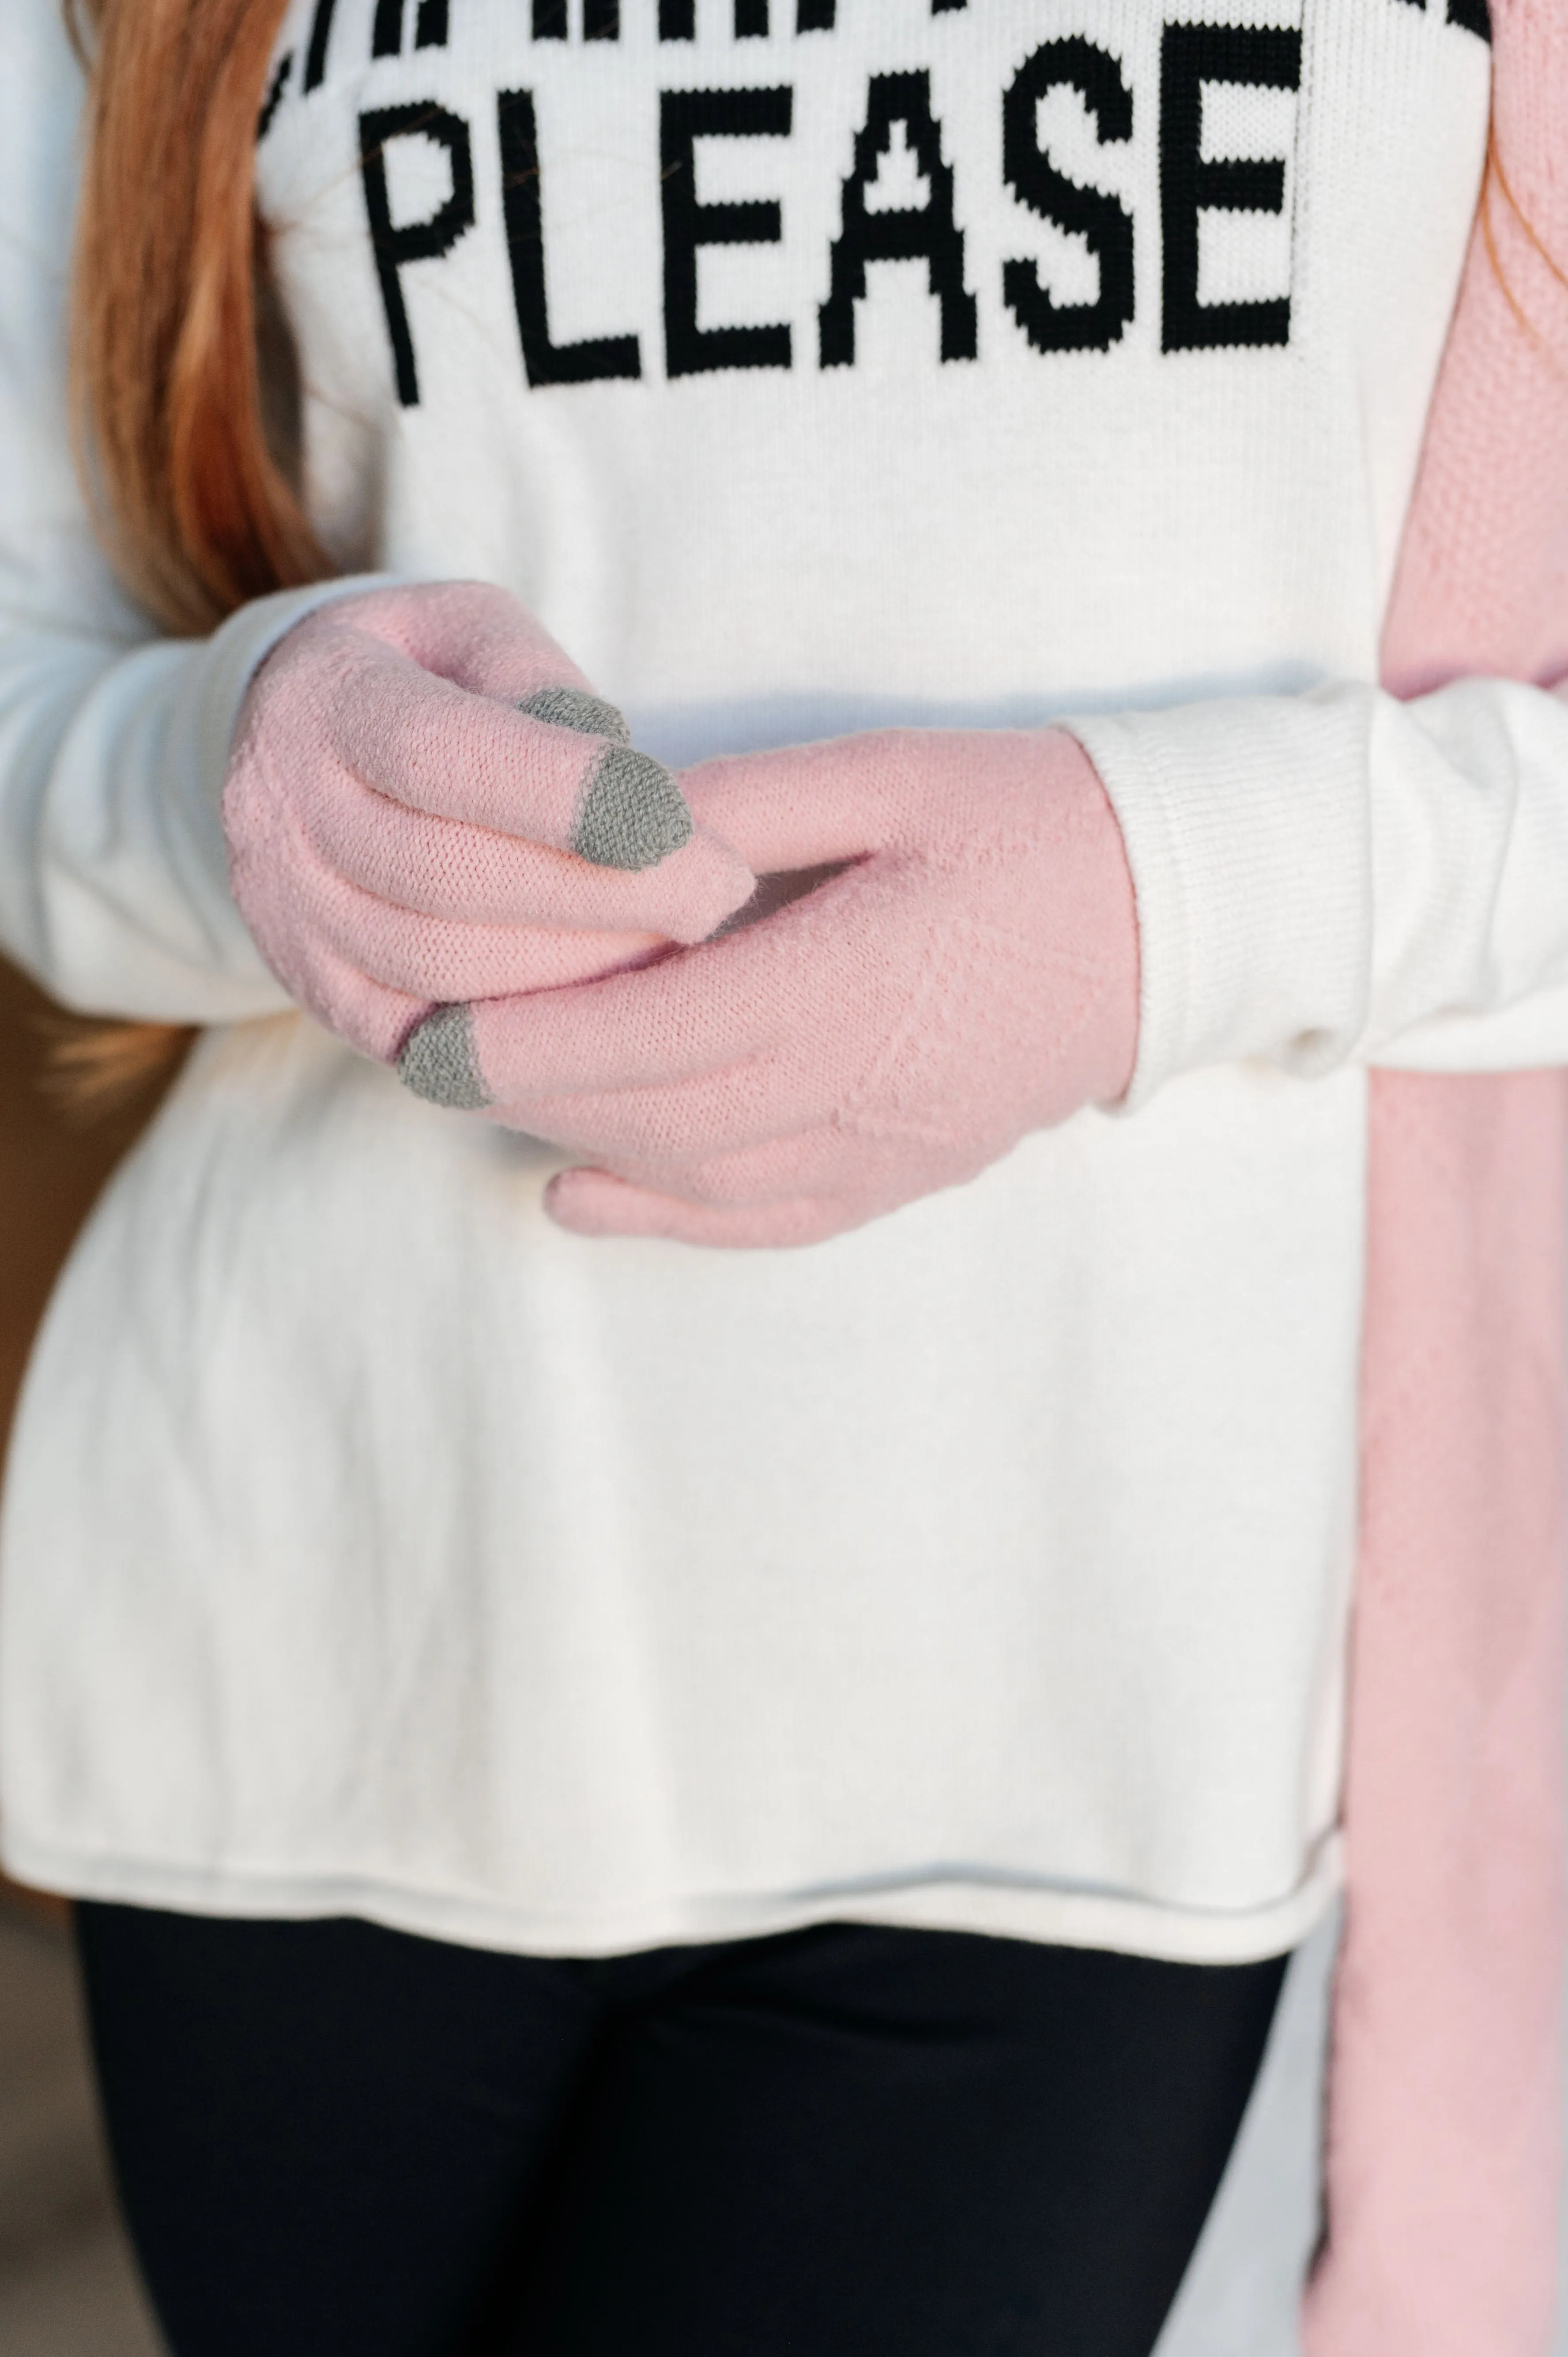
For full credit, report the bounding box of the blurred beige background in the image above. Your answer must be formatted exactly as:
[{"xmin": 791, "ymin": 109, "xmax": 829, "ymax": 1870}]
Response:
[
  {"xmin": 0, "ymin": 1897, "xmax": 164, "ymax": 2354},
  {"xmin": 0, "ymin": 955, "xmax": 170, "ymax": 2351}
]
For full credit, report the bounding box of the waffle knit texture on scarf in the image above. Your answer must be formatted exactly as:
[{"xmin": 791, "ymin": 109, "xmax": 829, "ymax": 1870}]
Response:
[{"xmin": 1308, "ymin": 4, "xmax": 1568, "ymax": 2346}]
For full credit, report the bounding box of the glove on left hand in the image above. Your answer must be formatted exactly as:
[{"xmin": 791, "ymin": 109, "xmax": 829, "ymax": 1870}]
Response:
[
  {"xmin": 403, "ymin": 726, "xmax": 1140, "ymax": 1247},
  {"xmin": 224, "ymin": 581, "xmax": 754, "ymax": 1078}
]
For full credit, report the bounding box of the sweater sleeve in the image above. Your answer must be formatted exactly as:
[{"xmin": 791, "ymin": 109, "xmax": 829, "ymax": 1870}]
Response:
[
  {"xmin": 1070, "ymin": 675, "xmax": 1568, "ymax": 1103},
  {"xmin": 0, "ymin": 0, "xmax": 362, "ymax": 1025}
]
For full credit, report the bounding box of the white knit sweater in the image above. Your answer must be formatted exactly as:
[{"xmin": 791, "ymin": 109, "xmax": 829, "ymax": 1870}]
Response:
[{"xmin": 0, "ymin": 0, "xmax": 1552, "ymax": 1963}]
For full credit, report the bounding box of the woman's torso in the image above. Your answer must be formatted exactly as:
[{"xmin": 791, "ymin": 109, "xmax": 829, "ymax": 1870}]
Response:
[{"xmin": 0, "ymin": 0, "xmax": 1490, "ymax": 1957}]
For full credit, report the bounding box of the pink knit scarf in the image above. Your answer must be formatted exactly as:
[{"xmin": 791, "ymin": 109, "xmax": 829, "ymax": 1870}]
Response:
[{"xmin": 1305, "ymin": 6, "xmax": 1568, "ymax": 2347}]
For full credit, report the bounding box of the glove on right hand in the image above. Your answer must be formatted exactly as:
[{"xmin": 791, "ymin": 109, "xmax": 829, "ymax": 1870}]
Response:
[
  {"xmin": 422, "ymin": 724, "xmax": 1139, "ymax": 1247},
  {"xmin": 223, "ymin": 581, "xmax": 754, "ymax": 1086}
]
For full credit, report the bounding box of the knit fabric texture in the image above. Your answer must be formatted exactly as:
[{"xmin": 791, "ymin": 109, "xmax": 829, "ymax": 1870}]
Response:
[
  {"xmin": 222, "ymin": 580, "xmax": 753, "ymax": 1066},
  {"xmin": 1307, "ymin": 3, "xmax": 1568, "ymax": 2347},
  {"xmin": 468, "ymin": 727, "xmax": 1138, "ymax": 1248}
]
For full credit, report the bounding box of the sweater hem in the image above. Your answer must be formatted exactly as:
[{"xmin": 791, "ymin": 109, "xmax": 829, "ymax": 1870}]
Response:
[{"xmin": 1, "ymin": 1833, "xmax": 1341, "ymax": 1966}]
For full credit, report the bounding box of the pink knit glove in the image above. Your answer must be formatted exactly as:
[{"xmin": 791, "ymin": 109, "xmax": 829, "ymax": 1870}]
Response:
[
  {"xmin": 400, "ymin": 727, "xmax": 1139, "ymax": 1246},
  {"xmin": 223, "ymin": 581, "xmax": 754, "ymax": 1085}
]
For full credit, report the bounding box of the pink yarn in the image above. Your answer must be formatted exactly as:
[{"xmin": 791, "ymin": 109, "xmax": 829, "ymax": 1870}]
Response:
[
  {"xmin": 1306, "ymin": 4, "xmax": 1568, "ymax": 2346},
  {"xmin": 223, "ymin": 581, "xmax": 753, "ymax": 1064},
  {"xmin": 464, "ymin": 727, "xmax": 1139, "ymax": 1249}
]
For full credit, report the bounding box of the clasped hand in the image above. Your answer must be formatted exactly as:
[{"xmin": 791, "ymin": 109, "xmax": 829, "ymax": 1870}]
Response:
[{"xmin": 226, "ymin": 583, "xmax": 1140, "ymax": 1248}]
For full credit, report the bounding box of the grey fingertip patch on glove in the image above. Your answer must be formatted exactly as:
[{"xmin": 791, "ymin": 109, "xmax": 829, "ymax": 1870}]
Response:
[
  {"xmin": 398, "ymin": 1003, "xmax": 492, "ymax": 1110},
  {"xmin": 574, "ymin": 745, "xmax": 693, "ymax": 871},
  {"xmin": 518, "ymin": 684, "xmax": 694, "ymax": 873},
  {"xmin": 517, "ymin": 686, "xmax": 632, "ymax": 745}
]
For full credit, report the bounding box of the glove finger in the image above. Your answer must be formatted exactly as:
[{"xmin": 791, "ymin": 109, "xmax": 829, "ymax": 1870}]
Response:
[
  {"xmin": 317, "ymin": 890, "xmax": 663, "ymax": 1004},
  {"xmin": 397, "ymin": 858, "xmax": 884, "ymax": 1110},
  {"xmin": 557, "ymin": 1128, "xmax": 837, "ymax": 1204},
  {"xmin": 315, "ymin": 633, "xmax": 695, "ymax": 873},
  {"xmin": 678, "ymin": 732, "xmax": 912, "ymax": 874},
  {"xmin": 295, "ymin": 762, "xmax": 753, "ymax": 944},
  {"xmin": 396, "ymin": 952, "xmax": 764, "ymax": 1112},
  {"xmin": 681, "ymin": 726, "xmax": 1082, "ymax": 876},
  {"xmin": 332, "ymin": 581, "xmax": 596, "ymax": 705},
  {"xmin": 247, "ymin": 922, "xmax": 431, "ymax": 1067},
  {"xmin": 544, "ymin": 1167, "xmax": 847, "ymax": 1250},
  {"xmin": 475, "ymin": 1056, "xmax": 833, "ymax": 1162},
  {"xmin": 235, "ymin": 803, "xmax": 664, "ymax": 1006}
]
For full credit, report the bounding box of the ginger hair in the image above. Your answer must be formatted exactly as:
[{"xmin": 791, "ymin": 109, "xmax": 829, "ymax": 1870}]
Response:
[
  {"xmin": 60, "ymin": 0, "xmax": 329, "ymax": 1102},
  {"xmin": 67, "ymin": 0, "xmax": 322, "ymax": 630}
]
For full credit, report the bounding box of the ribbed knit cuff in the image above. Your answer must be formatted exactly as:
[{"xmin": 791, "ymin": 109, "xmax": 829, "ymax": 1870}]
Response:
[{"xmin": 1068, "ymin": 688, "xmax": 1376, "ymax": 1107}]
